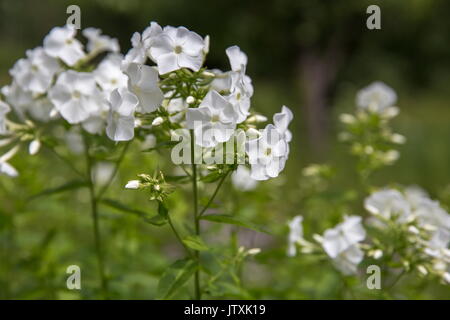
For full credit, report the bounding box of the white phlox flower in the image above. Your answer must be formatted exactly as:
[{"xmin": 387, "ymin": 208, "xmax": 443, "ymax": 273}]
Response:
[
  {"xmin": 106, "ymin": 88, "xmax": 139, "ymax": 141},
  {"xmin": 287, "ymin": 215, "xmax": 304, "ymax": 257},
  {"xmin": 247, "ymin": 124, "xmax": 288, "ymax": 181},
  {"xmin": 1, "ymin": 83, "xmax": 33, "ymax": 118},
  {"xmin": 186, "ymin": 90, "xmax": 238, "ymax": 147},
  {"xmin": 322, "ymin": 216, "xmax": 366, "ymax": 259},
  {"xmin": 124, "ymin": 63, "xmax": 163, "ymax": 113},
  {"xmin": 165, "ymin": 98, "xmax": 188, "ymax": 123},
  {"xmin": 356, "ymin": 81, "xmax": 397, "ymax": 113},
  {"xmin": 94, "ymin": 53, "xmax": 128, "ymax": 94},
  {"xmin": 149, "ymin": 26, "xmax": 205, "ymax": 74},
  {"xmin": 123, "ymin": 22, "xmax": 162, "ymax": 67},
  {"xmin": 48, "ymin": 70, "xmax": 106, "ymax": 124},
  {"xmin": 9, "ymin": 47, "xmax": 60, "ymax": 94},
  {"xmin": 364, "ymin": 188, "xmax": 411, "ymax": 221},
  {"xmin": 44, "ymin": 25, "xmax": 85, "ymax": 66}
]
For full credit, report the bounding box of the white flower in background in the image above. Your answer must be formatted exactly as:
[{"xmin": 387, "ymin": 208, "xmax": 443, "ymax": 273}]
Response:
[
  {"xmin": 140, "ymin": 134, "xmax": 157, "ymax": 150},
  {"xmin": 0, "ymin": 101, "xmax": 11, "ymax": 134},
  {"xmin": 186, "ymin": 90, "xmax": 238, "ymax": 147},
  {"xmin": 231, "ymin": 165, "xmax": 258, "ymax": 192},
  {"xmin": 166, "ymin": 98, "xmax": 187, "ymax": 123},
  {"xmin": 226, "ymin": 45, "xmax": 248, "ymax": 72},
  {"xmin": 123, "ymin": 22, "xmax": 162, "ymax": 66},
  {"xmin": 0, "ymin": 146, "xmax": 19, "ymax": 177},
  {"xmin": 322, "ymin": 216, "xmax": 366, "ymax": 259},
  {"xmin": 92, "ymin": 161, "xmax": 115, "ymax": 186},
  {"xmin": 106, "ymin": 88, "xmax": 139, "ymax": 141},
  {"xmin": 43, "ymin": 25, "xmax": 85, "ymax": 66},
  {"xmin": 287, "ymin": 215, "xmax": 303, "ymax": 257},
  {"xmin": 364, "ymin": 189, "xmax": 411, "ymax": 221},
  {"xmin": 1, "ymin": 83, "xmax": 33, "ymax": 118},
  {"xmin": 9, "ymin": 47, "xmax": 60, "ymax": 94},
  {"xmin": 124, "ymin": 63, "xmax": 163, "ymax": 113},
  {"xmin": 247, "ymin": 124, "xmax": 288, "ymax": 181},
  {"xmin": 415, "ymin": 198, "xmax": 450, "ymax": 230},
  {"xmin": 210, "ymin": 69, "xmax": 232, "ymax": 93},
  {"xmin": 81, "ymin": 100, "xmax": 109, "ymax": 135},
  {"xmin": 273, "ymin": 105, "xmax": 293, "ymax": 145},
  {"xmin": 48, "ymin": 70, "xmax": 105, "ymax": 124},
  {"xmin": 404, "ymin": 186, "xmax": 429, "ymax": 209},
  {"xmin": 149, "ymin": 26, "xmax": 205, "ymax": 74},
  {"xmin": 332, "ymin": 244, "xmax": 365, "ymax": 275},
  {"xmin": 94, "ymin": 53, "xmax": 128, "ymax": 94},
  {"xmin": 356, "ymin": 81, "xmax": 397, "ymax": 112},
  {"xmin": 65, "ymin": 128, "xmax": 84, "ymax": 154},
  {"xmin": 82, "ymin": 28, "xmax": 119, "ymax": 54}
]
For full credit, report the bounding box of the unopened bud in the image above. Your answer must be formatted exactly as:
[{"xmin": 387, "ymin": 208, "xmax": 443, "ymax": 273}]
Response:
[{"xmin": 152, "ymin": 117, "xmax": 164, "ymax": 126}]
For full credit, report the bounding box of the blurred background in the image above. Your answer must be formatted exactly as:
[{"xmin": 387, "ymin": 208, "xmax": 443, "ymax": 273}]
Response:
[{"xmin": 1, "ymin": 0, "xmax": 449, "ymax": 299}]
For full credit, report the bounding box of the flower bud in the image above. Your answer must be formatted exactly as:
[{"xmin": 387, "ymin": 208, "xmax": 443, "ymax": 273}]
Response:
[
  {"xmin": 186, "ymin": 96, "xmax": 195, "ymax": 104},
  {"xmin": 28, "ymin": 139, "xmax": 41, "ymax": 155},
  {"xmin": 152, "ymin": 117, "xmax": 164, "ymax": 126},
  {"xmin": 125, "ymin": 180, "xmax": 140, "ymax": 189}
]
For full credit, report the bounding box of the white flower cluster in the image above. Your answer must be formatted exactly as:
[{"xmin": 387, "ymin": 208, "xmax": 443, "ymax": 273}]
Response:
[
  {"xmin": 1, "ymin": 22, "xmax": 293, "ymax": 183},
  {"xmin": 365, "ymin": 187, "xmax": 450, "ymax": 283}
]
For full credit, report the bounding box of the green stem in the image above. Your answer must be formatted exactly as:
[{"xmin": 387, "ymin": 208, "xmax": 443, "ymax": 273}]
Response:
[
  {"xmin": 82, "ymin": 135, "xmax": 108, "ymax": 299},
  {"xmin": 167, "ymin": 214, "xmax": 193, "ymax": 258},
  {"xmin": 96, "ymin": 141, "xmax": 131, "ymax": 201},
  {"xmin": 190, "ymin": 130, "xmax": 201, "ymax": 300},
  {"xmin": 197, "ymin": 170, "xmax": 230, "ymax": 218}
]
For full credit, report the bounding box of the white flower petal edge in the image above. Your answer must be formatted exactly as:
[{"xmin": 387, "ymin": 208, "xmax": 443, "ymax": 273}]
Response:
[{"xmin": 287, "ymin": 215, "xmax": 304, "ymax": 257}]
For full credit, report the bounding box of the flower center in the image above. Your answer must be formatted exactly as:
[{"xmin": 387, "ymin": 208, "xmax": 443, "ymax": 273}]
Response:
[
  {"xmin": 264, "ymin": 147, "xmax": 272, "ymax": 156},
  {"xmin": 72, "ymin": 90, "xmax": 81, "ymax": 99},
  {"xmin": 211, "ymin": 114, "xmax": 220, "ymax": 123},
  {"xmin": 65, "ymin": 39, "xmax": 73, "ymax": 45},
  {"xmin": 111, "ymin": 78, "xmax": 118, "ymax": 85},
  {"xmin": 31, "ymin": 64, "xmax": 39, "ymax": 72},
  {"xmin": 174, "ymin": 45, "xmax": 183, "ymax": 54}
]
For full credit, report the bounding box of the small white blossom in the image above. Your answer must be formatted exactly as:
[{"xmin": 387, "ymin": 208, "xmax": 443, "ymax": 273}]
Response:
[
  {"xmin": 186, "ymin": 90, "xmax": 238, "ymax": 147},
  {"xmin": 149, "ymin": 26, "xmax": 205, "ymax": 74},
  {"xmin": 124, "ymin": 63, "xmax": 163, "ymax": 113},
  {"xmin": 287, "ymin": 215, "xmax": 303, "ymax": 257},
  {"xmin": 43, "ymin": 25, "xmax": 85, "ymax": 66},
  {"xmin": 1, "ymin": 83, "xmax": 33, "ymax": 118},
  {"xmin": 364, "ymin": 189, "xmax": 411, "ymax": 221},
  {"xmin": 226, "ymin": 45, "xmax": 248, "ymax": 72},
  {"xmin": 231, "ymin": 165, "xmax": 258, "ymax": 192},
  {"xmin": 332, "ymin": 244, "xmax": 364, "ymax": 275},
  {"xmin": 247, "ymin": 124, "xmax": 288, "ymax": 181},
  {"xmin": 356, "ymin": 81, "xmax": 397, "ymax": 112},
  {"xmin": 322, "ymin": 216, "xmax": 366, "ymax": 259},
  {"xmin": 151, "ymin": 116, "xmax": 164, "ymax": 126},
  {"xmin": 48, "ymin": 70, "xmax": 105, "ymax": 124},
  {"xmin": 94, "ymin": 53, "xmax": 128, "ymax": 94},
  {"xmin": 124, "ymin": 22, "xmax": 162, "ymax": 67},
  {"xmin": 106, "ymin": 88, "xmax": 139, "ymax": 141},
  {"xmin": 82, "ymin": 28, "xmax": 119, "ymax": 54},
  {"xmin": 9, "ymin": 47, "xmax": 60, "ymax": 94}
]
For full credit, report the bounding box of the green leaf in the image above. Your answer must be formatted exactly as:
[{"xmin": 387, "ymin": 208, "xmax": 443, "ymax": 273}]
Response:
[
  {"xmin": 101, "ymin": 198, "xmax": 167, "ymax": 226},
  {"xmin": 182, "ymin": 235, "xmax": 209, "ymax": 251},
  {"xmin": 29, "ymin": 180, "xmax": 88, "ymax": 200},
  {"xmin": 200, "ymin": 214, "xmax": 271, "ymax": 234},
  {"xmin": 156, "ymin": 258, "xmax": 198, "ymax": 299},
  {"xmin": 158, "ymin": 201, "xmax": 168, "ymax": 218}
]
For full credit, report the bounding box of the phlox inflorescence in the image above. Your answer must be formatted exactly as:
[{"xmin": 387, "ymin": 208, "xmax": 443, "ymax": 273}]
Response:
[
  {"xmin": 287, "ymin": 83, "xmax": 450, "ymax": 288},
  {"xmin": 0, "ymin": 22, "xmax": 293, "ymax": 184}
]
